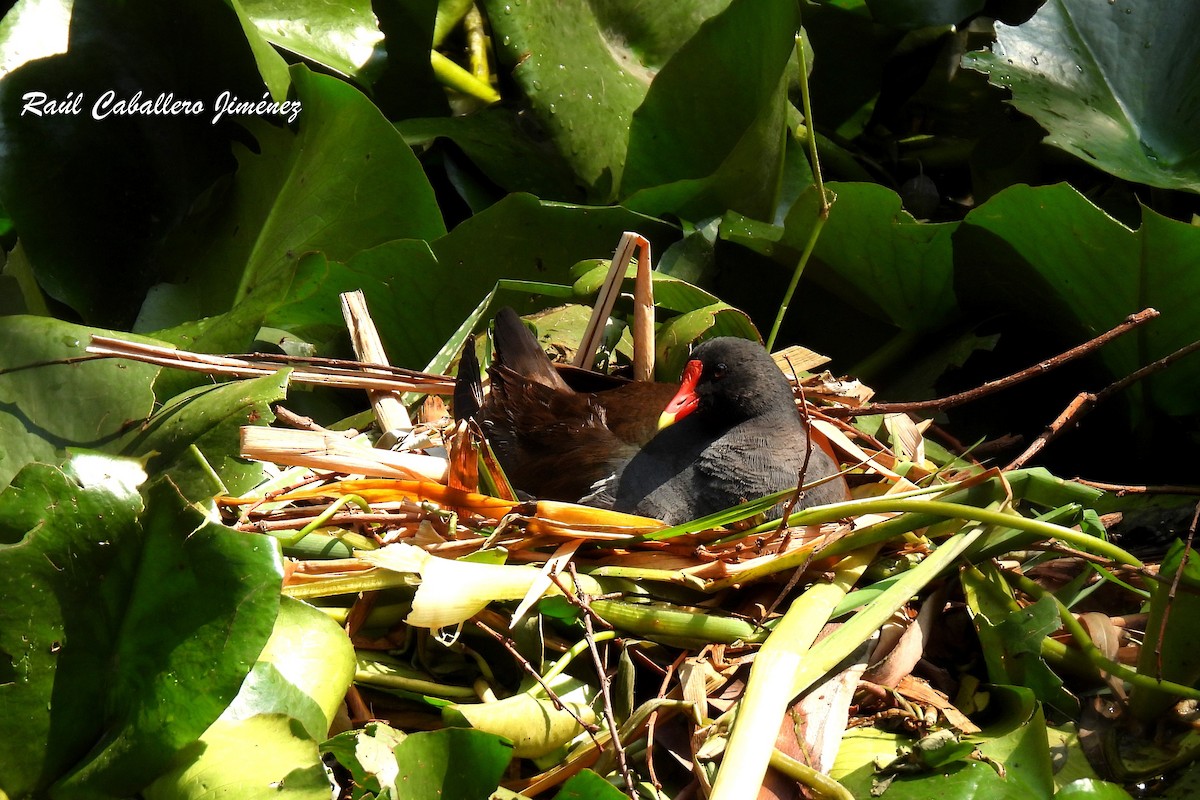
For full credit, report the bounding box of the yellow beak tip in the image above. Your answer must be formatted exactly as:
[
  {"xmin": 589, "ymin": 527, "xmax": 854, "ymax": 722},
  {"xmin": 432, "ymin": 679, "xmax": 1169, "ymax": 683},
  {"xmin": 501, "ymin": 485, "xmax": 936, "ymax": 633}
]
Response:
[{"xmin": 657, "ymin": 411, "xmax": 677, "ymax": 431}]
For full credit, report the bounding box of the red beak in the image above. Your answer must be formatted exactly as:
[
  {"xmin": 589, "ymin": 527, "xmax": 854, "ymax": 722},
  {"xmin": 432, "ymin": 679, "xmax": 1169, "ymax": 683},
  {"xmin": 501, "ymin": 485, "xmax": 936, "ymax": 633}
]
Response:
[{"xmin": 658, "ymin": 358, "xmax": 703, "ymax": 430}]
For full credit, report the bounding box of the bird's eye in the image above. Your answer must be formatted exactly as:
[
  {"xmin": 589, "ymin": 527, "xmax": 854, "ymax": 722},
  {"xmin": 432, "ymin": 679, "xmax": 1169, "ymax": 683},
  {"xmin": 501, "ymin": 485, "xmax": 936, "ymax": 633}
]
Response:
[{"xmin": 712, "ymin": 363, "xmax": 727, "ymax": 380}]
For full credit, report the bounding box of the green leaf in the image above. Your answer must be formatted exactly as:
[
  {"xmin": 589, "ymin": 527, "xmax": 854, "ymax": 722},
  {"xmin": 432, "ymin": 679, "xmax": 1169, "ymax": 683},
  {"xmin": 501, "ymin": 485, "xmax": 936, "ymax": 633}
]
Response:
[
  {"xmin": 1130, "ymin": 539, "xmax": 1200, "ymax": 721},
  {"xmin": 0, "ymin": 458, "xmax": 282, "ymax": 799},
  {"xmin": 956, "ymin": 182, "xmax": 1200, "ymax": 417},
  {"xmin": 116, "ymin": 371, "xmax": 290, "ymax": 500},
  {"xmin": 239, "ymin": 0, "xmax": 385, "ymax": 84},
  {"xmin": 266, "ymin": 244, "xmax": 441, "ymax": 371},
  {"xmin": 144, "ymin": 597, "xmax": 355, "ymax": 800},
  {"xmin": 781, "ymin": 182, "xmax": 958, "ymax": 333},
  {"xmin": 961, "ymin": 563, "xmax": 1078, "ymax": 717},
  {"xmin": 151, "ymin": 64, "xmax": 445, "ymax": 328},
  {"xmin": 620, "ymin": 0, "xmax": 798, "ymax": 221},
  {"xmin": 0, "ymin": 0, "xmax": 280, "ymax": 327},
  {"xmin": 145, "ymin": 715, "xmax": 331, "ymax": 800},
  {"xmin": 398, "ymin": 108, "xmax": 586, "ymax": 201},
  {"xmin": 443, "ymin": 678, "xmax": 596, "ymax": 758},
  {"xmin": 392, "ymin": 728, "xmax": 513, "ymax": 799},
  {"xmin": 0, "ymin": 317, "xmax": 160, "ymax": 490},
  {"xmin": 1054, "ymin": 779, "xmax": 1136, "ymax": 799},
  {"xmin": 553, "ymin": 769, "xmax": 629, "ymax": 800},
  {"xmin": 971, "ymin": 685, "xmax": 1056, "ymax": 800},
  {"xmin": 864, "ymin": 0, "xmax": 985, "ymax": 29},
  {"xmin": 482, "ymin": 0, "xmax": 733, "ymax": 201},
  {"xmin": 961, "ymin": 0, "xmax": 1200, "ymax": 191}
]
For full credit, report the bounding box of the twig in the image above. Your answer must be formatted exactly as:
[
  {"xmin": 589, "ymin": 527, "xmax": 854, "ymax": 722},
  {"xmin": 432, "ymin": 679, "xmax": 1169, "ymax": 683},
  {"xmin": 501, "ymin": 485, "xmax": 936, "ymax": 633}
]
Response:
[
  {"xmin": 1153, "ymin": 502, "xmax": 1200, "ymax": 677},
  {"xmin": 823, "ymin": 308, "xmax": 1160, "ymax": 419},
  {"xmin": 1008, "ymin": 334, "xmax": 1200, "ymax": 469},
  {"xmin": 1071, "ymin": 479, "xmax": 1200, "ymax": 496},
  {"xmin": 568, "ymin": 564, "xmax": 638, "ymax": 798},
  {"xmin": 470, "ymin": 623, "xmax": 597, "ymax": 743},
  {"xmin": 646, "ymin": 651, "xmax": 688, "ymax": 798},
  {"xmin": 87, "ymin": 335, "xmax": 456, "ymax": 393}
]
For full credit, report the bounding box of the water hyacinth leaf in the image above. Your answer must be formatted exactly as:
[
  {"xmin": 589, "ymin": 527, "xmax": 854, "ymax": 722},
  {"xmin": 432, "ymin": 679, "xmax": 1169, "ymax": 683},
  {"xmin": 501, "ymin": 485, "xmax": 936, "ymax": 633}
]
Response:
[
  {"xmin": 0, "ymin": 456, "xmax": 145, "ymax": 796},
  {"xmin": 654, "ymin": 305, "xmax": 760, "ymax": 381},
  {"xmin": 956, "ymin": 182, "xmax": 1200, "ymax": 417},
  {"xmin": 554, "ymin": 770, "xmax": 631, "ymax": 799},
  {"xmin": 961, "ymin": 562, "xmax": 1078, "ymax": 716},
  {"xmin": 971, "ymin": 685, "xmax": 1056, "ymax": 800},
  {"xmin": 0, "ymin": 459, "xmax": 282, "ymax": 799},
  {"xmin": 239, "ymin": 0, "xmax": 385, "ymax": 84},
  {"xmin": 144, "ymin": 715, "xmax": 331, "ymax": 800},
  {"xmin": 264, "ymin": 244, "xmax": 443, "ymax": 369},
  {"xmin": 1130, "ymin": 539, "xmax": 1200, "ymax": 721},
  {"xmin": 482, "ymin": 0, "xmax": 734, "ymax": 201},
  {"xmin": 865, "ymin": 0, "xmax": 985, "ymax": 29},
  {"xmin": 1054, "ymin": 779, "xmax": 1140, "ymax": 799},
  {"xmin": 398, "ymin": 108, "xmax": 586, "ymax": 202},
  {"xmin": 233, "ymin": 596, "xmax": 356, "ymax": 737},
  {"xmin": 0, "ymin": 316, "xmax": 160, "ymax": 490},
  {"xmin": 962, "ymin": 0, "xmax": 1200, "ymax": 192}
]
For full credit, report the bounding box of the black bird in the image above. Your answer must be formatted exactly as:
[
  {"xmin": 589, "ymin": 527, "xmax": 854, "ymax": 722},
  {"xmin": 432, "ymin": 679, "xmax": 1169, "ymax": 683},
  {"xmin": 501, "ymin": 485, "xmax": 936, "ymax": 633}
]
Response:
[{"xmin": 608, "ymin": 336, "xmax": 850, "ymax": 525}]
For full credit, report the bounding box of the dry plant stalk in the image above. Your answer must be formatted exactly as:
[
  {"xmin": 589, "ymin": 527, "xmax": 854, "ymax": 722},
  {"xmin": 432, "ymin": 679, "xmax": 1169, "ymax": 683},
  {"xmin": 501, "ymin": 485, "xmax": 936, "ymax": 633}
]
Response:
[
  {"xmin": 86, "ymin": 335, "xmax": 456, "ymax": 394},
  {"xmin": 240, "ymin": 426, "xmax": 448, "ymax": 482},
  {"xmin": 340, "ymin": 290, "xmax": 412, "ymax": 437}
]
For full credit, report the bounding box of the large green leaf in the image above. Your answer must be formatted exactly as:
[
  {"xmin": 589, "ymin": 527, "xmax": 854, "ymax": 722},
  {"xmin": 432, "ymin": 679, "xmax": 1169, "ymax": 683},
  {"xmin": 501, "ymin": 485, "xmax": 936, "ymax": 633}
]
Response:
[
  {"xmin": 482, "ymin": 0, "xmax": 732, "ymax": 201},
  {"xmin": 962, "ymin": 0, "xmax": 1200, "ymax": 192},
  {"xmin": 778, "ymin": 182, "xmax": 958, "ymax": 333},
  {"xmin": 620, "ymin": 0, "xmax": 797, "ymax": 221},
  {"xmin": 0, "ymin": 0, "xmax": 280, "ymax": 327},
  {"xmin": 150, "ymin": 64, "xmax": 444, "ymax": 326},
  {"xmin": 398, "ymin": 108, "xmax": 586, "ymax": 202},
  {"xmin": 239, "ymin": 0, "xmax": 385, "ymax": 84},
  {"xmin": 956, "ymin": 182, "xmax": 1200, "ymax": 417},
  {"xmin": 0, "ymin": 316, "xmax": 159, "ymax": 490},
  {"xmin": 0, "ymin": 457, "xmax": 282, "ymax": 799},
  {"xmin": 144, "ymin": 597, "xmax": 356, "ymax": 800}
]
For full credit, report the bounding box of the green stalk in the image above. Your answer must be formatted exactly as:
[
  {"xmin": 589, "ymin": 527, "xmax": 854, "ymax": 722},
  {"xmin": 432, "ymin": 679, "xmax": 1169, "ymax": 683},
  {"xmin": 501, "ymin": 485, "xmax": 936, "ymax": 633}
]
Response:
[
  {"xmin": 1008, "ymin": 572, "xmax": 1200, "ymax": 702},
  {"xmin": 590, "ymin": 598, "xmax": 764, "ymax": 645},
  {"xmin": 431, "ymin": 50, "xmax": 500, "ymax": 104},
  {"xmin": 283, "ymin": 569, "xmax": 413, "ymax": 600},
  {"xmin": 769, "ymin": 750, "xmax": 855, "ymax": 800},
  {"xmin": 356, "ymin": 653, "xmax": 479, "ymax": 699},
  {"xmin": 767, "ymin": 33, "xmax": 832, "ymax": 351},
  {"xmin": 529, "ymin": 630, "xmax": 618, "ymax": 695}
]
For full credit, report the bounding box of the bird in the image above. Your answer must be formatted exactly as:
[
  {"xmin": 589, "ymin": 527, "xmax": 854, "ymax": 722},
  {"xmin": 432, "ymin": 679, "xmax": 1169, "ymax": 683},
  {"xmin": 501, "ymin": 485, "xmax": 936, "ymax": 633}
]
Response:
[
  {"xmin": 470, "ymin": 308, "xmax": 849, "ymax": 524},
  {"xmin": 472, "ymin": 307, "xmax": 678, "ymax": 502},
  {"xmin": 607, "ymin": 336, "xmax": 850, "ymax": 525}
]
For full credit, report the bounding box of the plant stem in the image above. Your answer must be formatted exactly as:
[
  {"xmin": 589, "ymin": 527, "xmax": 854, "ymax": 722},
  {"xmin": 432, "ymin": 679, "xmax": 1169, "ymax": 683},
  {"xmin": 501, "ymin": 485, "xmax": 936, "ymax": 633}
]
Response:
[{"xmin": 767, "ymin": 32, "xmax": 831, "ymax": 351}]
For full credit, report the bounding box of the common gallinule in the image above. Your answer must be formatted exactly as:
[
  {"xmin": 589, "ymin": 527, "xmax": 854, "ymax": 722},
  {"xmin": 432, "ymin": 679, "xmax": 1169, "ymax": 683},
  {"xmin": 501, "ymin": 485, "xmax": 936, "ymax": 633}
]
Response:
[
  {"xmin": 607, "ymin": 336, "xmax": 850, "ymax": 525},
  {"xmin": 476, "ymin": 307, "xmax": 679, "ymax": 501}
]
